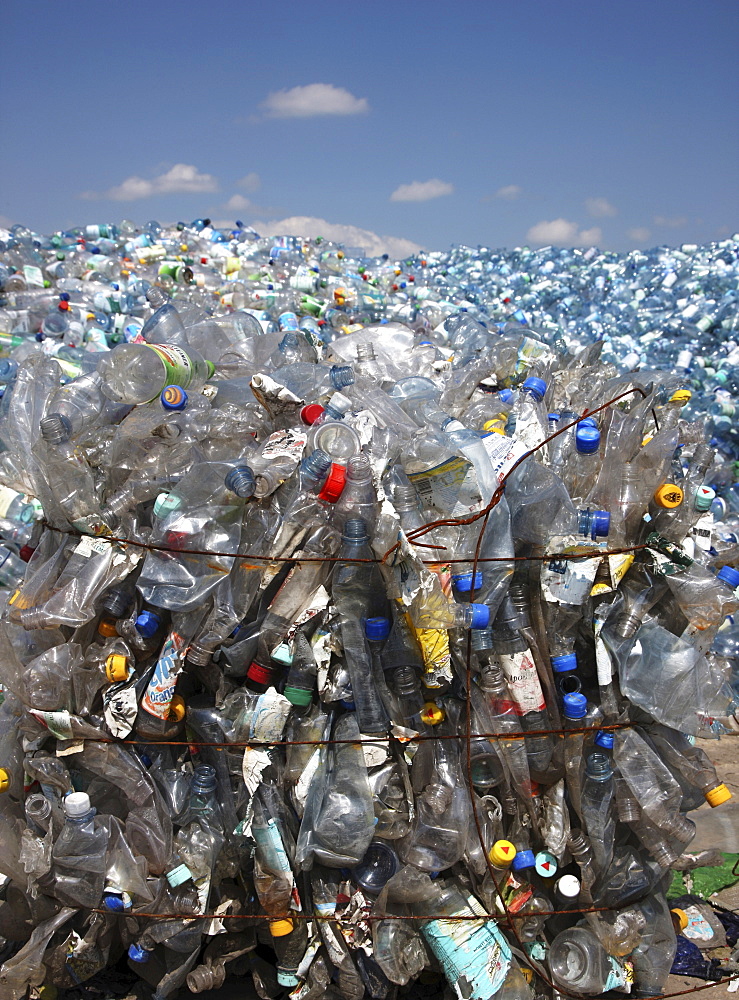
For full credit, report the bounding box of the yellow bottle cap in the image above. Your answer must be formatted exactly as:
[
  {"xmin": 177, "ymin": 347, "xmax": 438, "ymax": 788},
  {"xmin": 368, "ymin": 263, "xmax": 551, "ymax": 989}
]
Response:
[
  {"xmin": 705, "ymin": 783, "xmax": 732, "ymax": 807},
  {"xmin": 105, "ymin": 654, "xmax": 129, "ymax": 684},
  {"xmin": 420, "ymin": 702, "xmax": 445, "ymax": 726},
  {"xmin": 671, "ymin": 907, "xmax": 689, "ymax": 931},
  {"xmin": 482, "ymin": 420, "xmax": 506, "ymax": 435},
  {"xmin": 670, "ymin": 389, "xmax": 692, "ymax": 405},
  {"xmin": 654, "ymin": 483, "xmax": 684, "ymax": 509},
  {"xmin": 168, "ymin": 694, "xmax": 186, "ymax": 722},
  {"xmin": 641, "ymin": 434, "xmax": 653, "ymax": 446},
  {"xmin": 98, "ymin": 619, "xmax": 119, "ymax": 638},
  {"xmin": 488, "ymin": 839, "xmax": 516, "ymax": 867},
  {"xmin": 269, "ymin": 917, "xmax": 294, "ymax": 937},
  {"xmin": 520, "ymin": 968, "xmax": 534, "ymax": 985},
  {"xmin": 0, "ymin": 769, "xmax": 10, "ymax": 793}
]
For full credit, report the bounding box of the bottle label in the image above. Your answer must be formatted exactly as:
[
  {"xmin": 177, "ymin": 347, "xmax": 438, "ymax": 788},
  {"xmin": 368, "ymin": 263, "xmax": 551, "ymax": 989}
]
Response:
[
  {"xmin": 541, "ymin": 534, "xmax": 602, "ymax": 605},
  {"xmin": 28, "ymin": 709, "xmax": 73, "ymax": 741},
  {"xmin": 141, "ymin": 631, "xmax": 186, "ymax": 718},
  {"xmin": 253, "ymin": 817, "xmax": 302, "ymax": 911},
  {"xmin": 422, "ymin": 908, "xmax": 512, "ymax": 999},
  {"xmin": 147, "ymin": 343, "xmax": 195, "ymax": 389},
  {"xmin": 249, "ymin": 687, "xmax": 292, "ymax": 743},
  {"xmin": 103, "ymin": 677, "xmax": 139, "ymax": 739},
  {"xmin": 497, "ymin": 650, "xmax": 545, "ymax": 713},
  {"xmin": 683, "ymin": 905, "xmax": 716, "ymax": 943},
  {"xmin": 0, "ymin": 486, "xmax": 21, "ymax": 520},
  {"xmin": 409, "ymin": 455, "xmax": 484, "ymax": 516},
  {"xmin": 603, "ymin": 956, "xmax": 633, "ymax": 992},
  {"xmin": 259, "ymin": 427, "xmax": 308, "ymax": 462}
]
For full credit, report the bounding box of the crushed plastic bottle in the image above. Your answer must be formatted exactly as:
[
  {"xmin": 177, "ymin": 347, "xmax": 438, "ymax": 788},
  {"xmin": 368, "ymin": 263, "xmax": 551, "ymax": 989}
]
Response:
[{"xmin": 0, "ymin": 216, "xmax": 735, "ymax": 999}]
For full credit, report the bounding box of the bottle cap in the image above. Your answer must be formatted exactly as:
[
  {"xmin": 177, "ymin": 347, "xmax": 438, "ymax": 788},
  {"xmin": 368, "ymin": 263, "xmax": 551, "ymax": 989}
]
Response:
[
  {"xmin": 548, "ymin": 412, "xmax": 561, "ymax": 422},
  {"xmin": 535, "ymin": 851, "xmax": 558, "ymax": 878},
  {"xmin": 166, "ymin": 863, "xmax": 194, "ymax": 887},
  {"xmin": 498, "ymin": 388, "xmax": 514, "ymax": 404},
  {"xmin": 225, "ymin": 466, "xmax": 255, "ymax": 498},
  {"xmin": 270, "ymin": 643, "xmax": 293, "ymax": 665},
  {"xmin": 105, "ymin": 654, "xmax": 129, "ymax": 683},
  {"xmin": 693, "ymin": 485, "xmax": 715, "ymax": 512},
  {"xmin": 670, "ymin": 389, "xmax": 692, "ymax": 405},
  {"xmin": 247, "ymin": 661, "xmax": 274, "ymax": 686},
  {"xmin": 705, "ymin": 783, "xmax": 732, "ymax": 807},
  {"xmin": 0, "ymin": 769, "xmax": 9, "ymax": 793},
  {"xmin": 300, "ymin": 403, "xmax": 325, "ymax": 425},
  {"xmin": 482, "ymin": 420, "xmax": 506, "ymax": 435},
  {"xmin": 64, "ymin": 791, "xmax": 91, "ymax": 817},
  {"xmin": 589, "ymin": 510, "xmax": 611, "ymax": 539},
  {"xmin": 575, "ymin": 424, "xmax": 600, "ymax": 454},
  {"xmin": 420, "ymin": 702, "xmax": 445, "ymax": 726},
  {"xmin": 556, "ymin": 874, "xmax": 581, "ymax": 899},
  {"xmin": 134, "ymin": 610, "xmax": 161, "ymax": 638},
  {"xmin": 365, "ymin": 617, "xmax": 390, "ymax": 641},
  {"xmin": 470, "ymin": 603, "xmax": 490, "ymax": 629},
  {"xmin": 452, "ymin": 571, "xmax": 483, "ymax": 592},
  {"xmin": 284, "ymin": 685, "xmax": 313, "ymax": 706},
  {"xmin": 153, "ymin": 492, "xmax": 182, "ymax": 519},
  {"xmin": 654, "ymin": 483, "xmax": 684, "ymax": 508},
  {"xmin": 511, "ymin": 849, "xmax": 536, "ymax": 871},
  {"xmin": 551, "ymin": 652, "xmax": 577, "ymax": 673},
  {"xmin": 103, "ymin": 893, "xmax": 130, "ymax": 911},
  {"xmin": 594, "ymin": 730, "xmax": 615, "ymax": 749},
  {"xmin": 578, "ymin": 416, "xmax": 598, "ymax": 428},
  {"xmin": 168, "ymin": 695, "xmax": 186, "ymax": 722},
  {"xmin": 563, "ymin": 692, "xmax": 588, "ymax": 719},
  {"xmin": 98, "ymin": 619, "xmax": 118, "ymax": 638},
  {"xmin": 317, "ymin": 463, "xmax": 346, "ymax": 502},
  {"xmin": 269, "ymin": 918, "xmax": 294, "ymax": 937},
  {"xmin": 488, "ymin": 840, "xmax": 516, "ymax": 867},
  {"xmin": 717, "ymin": 566, "xmax": 739, "ymax": 590},
  {"xmin": 522, "ymin": 376, "xmax": 546, "ymax": 401},
  {"xmin": 671, "ymin": 908, "xmax": 689, "ymax": 931},
  {"xmin": 160, "ymin": 385, "xmax": 188, "ymax": 410},
  {"xmin": 128, "ymin": 944, "xmax": 150, "ymax": 963}
]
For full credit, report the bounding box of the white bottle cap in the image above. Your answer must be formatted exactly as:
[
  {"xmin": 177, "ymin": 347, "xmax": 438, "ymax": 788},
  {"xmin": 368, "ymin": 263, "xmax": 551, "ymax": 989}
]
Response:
[
  {"xmin": 556, "ymin": 874, "xmax": 581, "ymax": 899},
  {"xmin": 64, "ymin": 791, "xmax": 91, "ymax": 817}
]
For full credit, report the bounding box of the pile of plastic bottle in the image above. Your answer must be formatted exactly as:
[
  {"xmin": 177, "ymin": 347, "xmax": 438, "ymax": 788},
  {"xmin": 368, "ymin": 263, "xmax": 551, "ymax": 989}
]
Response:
[{"xmin": 0, "ymin": 219, "xmax": 737, "ymax": 999}]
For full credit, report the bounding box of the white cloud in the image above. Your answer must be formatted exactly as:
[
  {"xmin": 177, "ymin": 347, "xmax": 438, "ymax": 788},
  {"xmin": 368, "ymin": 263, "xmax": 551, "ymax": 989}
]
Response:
[
  {"xmin": 82, "ymin": 164, "xmax": 219, "ymax": 201},
  {"xmin": 224, "ymin": 194, "xmax": 252, "ymax": 212},
  {"xmin": 237, "ymin": 172, "xmax": 261, "ymax": 192},
  {"xmin": 390, "ymin": 179, "xmax": 454, "ymax": 203},
  {"xmin": 585, "ymin": 197, "xmax": 617, "ymax": 218},
  {"xmin": 261, "ymin": 83, "xmax": 368, "ymax": 118},
  {"xmin": 259, "ymin": 216, "xmax": 422, "ymax": 258},
  {"xmin": 653, "ymin": 215, "xmax": 688, "ymax": 228},
  {"xmin": 628, "ymin": 227, "xmax": 651, "ymax": 244},
  {"xmin": 526, "ymin": 218, "xmax": 601, "ymax": 247},
  {"xmin": 495, "ymin": 184, "xmax": 522, "ymax": 201}
]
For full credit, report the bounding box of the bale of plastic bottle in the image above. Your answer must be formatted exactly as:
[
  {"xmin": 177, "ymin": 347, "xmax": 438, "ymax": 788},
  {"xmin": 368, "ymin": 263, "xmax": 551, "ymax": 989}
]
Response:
[{"xmin": 0, "ymin": 217, "xmax": 736, "ymax": 998}]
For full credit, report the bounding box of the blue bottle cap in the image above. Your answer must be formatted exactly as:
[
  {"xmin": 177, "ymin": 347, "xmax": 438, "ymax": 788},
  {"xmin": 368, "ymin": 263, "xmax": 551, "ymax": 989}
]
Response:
[
  {"xmin": 160, "ymin": 385, "xmax": 188, "ymax": 410},
  {"xmin": 103, "ymin": 894, "xmax": 126, "ymax": 911},
  {"xmin": 535, "ymin": 851, "xmax": 558, "ymax": 879},
  {"xmin": 365, "ymin": 617, "xmax": 391, "ymax": 641},
  {"xmin": 717, "ymin": 565, "xmax": 739, "ymax": 590},
  {"xmin": 128, "ymin": 944, "xmax": 150, "ymax": 963},
  {"xmin": 548, "ymin": 412, "xmax": 560, "ymax": 421},
  {"xmin": 470, "ymin": 603, "xmax": 490, "ymax": 629},
  {"xmin": 590, "ymin": 510, "xmax": 611, "ymax": 539},
  {"xmin": 135, "ymin": 610, "xmax": 161, "ymax": 638},
  {"xmin": 522, "ymin": 376, "xmax": 547, "ymax": 401},
  {"xmin": 452, "ymin": 571, "xmax": 483, "ymax": 592},
  {"xmin": 563, "ymin": 692, "xmax": 588, "ymax": 719},
  {"xmin": 498, "ymin": 388, "xmax": 514, "ymax": 404},
  {"xmin": 594, "ymin": 731, "xmax": 615, "ymax": 749},
  {"xmin": 575, "ymin": 424, "xmax": 600, "ymax": 454},
  {"xmin": 578, "ymin": 416, "xmax": 598, "ymax": 428},
  {"xmin": 551, "ymin": 652, "xmax": 577, "ymax": 673},
  {"xmin": 511, "ymin": 849, "xmax": 536, "ymax": 871}
]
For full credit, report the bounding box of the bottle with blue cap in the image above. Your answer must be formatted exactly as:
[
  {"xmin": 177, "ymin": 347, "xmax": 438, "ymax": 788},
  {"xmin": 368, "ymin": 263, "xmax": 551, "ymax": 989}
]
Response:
[
  {"xmin": 562, "ymin": 420, "xmax": 603, "ymax": 504},
  {"xmin": 508, "ymin": 374, "xmax": 549, "ymax": 453},
  {"xmin": 562, "ymin": 693, "xmax": 604, "ymax": 823}
]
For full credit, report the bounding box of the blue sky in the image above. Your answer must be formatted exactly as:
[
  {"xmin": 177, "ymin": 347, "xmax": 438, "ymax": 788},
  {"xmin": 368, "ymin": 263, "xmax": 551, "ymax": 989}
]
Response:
[{"xmin": 1, "ymin": 0, "xmax": 737, "ymax": 254}]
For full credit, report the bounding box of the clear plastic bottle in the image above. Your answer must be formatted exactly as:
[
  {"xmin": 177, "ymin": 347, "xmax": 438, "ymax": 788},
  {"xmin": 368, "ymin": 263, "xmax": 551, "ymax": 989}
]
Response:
[
  {"xmin": 98, "ymin": 342, "xmax": 214, "ymax": 403},
  {"xmin": 51, "ymin": 792, "xmax": 109, "ymax": 908}
]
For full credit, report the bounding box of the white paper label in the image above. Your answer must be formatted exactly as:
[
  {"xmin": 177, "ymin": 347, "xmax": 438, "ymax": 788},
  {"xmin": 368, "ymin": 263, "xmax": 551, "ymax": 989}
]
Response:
[{"xmin": 497, "ymin": 650, "xmax": 545, "ymax": 714}]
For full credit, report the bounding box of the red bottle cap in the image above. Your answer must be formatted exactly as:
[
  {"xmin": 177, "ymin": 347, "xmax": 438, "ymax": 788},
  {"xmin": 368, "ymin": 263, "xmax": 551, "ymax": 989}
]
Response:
[
  {"xmin": 19, "ymin": 546, "xmax": 35, "ymax": 562},
  {"xmin": 317, "ymin": 463, "xmax": 346, "ymax": 503},
  {"xmin": 300, "ymin": 404, "xmax": 325, "ymax": 425},
  {"xmin": 247, "ymin": 661, "xmax": 273, "ymax": 686}
]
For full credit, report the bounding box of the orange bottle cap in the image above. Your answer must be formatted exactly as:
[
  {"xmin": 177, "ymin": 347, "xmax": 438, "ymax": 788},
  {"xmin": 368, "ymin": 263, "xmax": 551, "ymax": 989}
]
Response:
[
  {"xmin": 98, "ymin": 619, "xmax": 118, "ymax": 638},
  {"xmin": 105, "ymin": 654, "xmax": 129, "ymax": 684},
  {"xmin": 654, "ymin": 483, "xmax": 684, "ymax": 508},
  {"xmin": 269, "ymin": 917, "xmax": 294, "ymax": 937},
  {"xmin": 671, "ymin": 907, "xmax": 689, "ymax": 930},
  {"xmin": 705, "ymin": 783, "xmax": 732, "ymax": 807}
]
